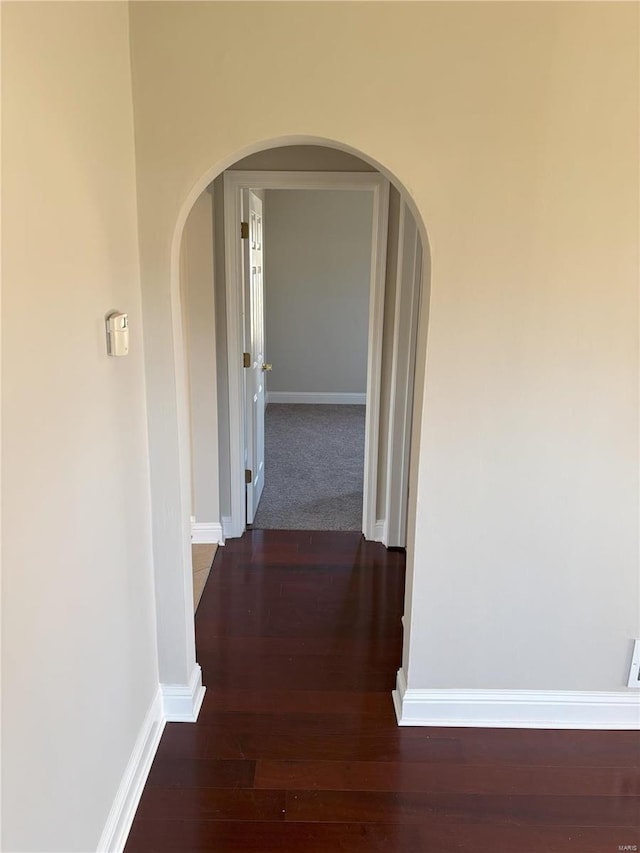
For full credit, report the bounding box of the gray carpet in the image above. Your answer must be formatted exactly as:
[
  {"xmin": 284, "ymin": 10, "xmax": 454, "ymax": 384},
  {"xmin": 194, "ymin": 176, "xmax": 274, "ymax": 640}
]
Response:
[{"xmin": 252, "ymin": 404, "xmax": 365, "ymax": 531}]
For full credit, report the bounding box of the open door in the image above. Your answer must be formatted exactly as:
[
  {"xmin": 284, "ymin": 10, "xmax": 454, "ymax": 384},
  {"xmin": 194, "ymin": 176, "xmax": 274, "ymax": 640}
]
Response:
[{"xmin": 243, "ymin": 190, "xmax": 268, "ymax": 523}]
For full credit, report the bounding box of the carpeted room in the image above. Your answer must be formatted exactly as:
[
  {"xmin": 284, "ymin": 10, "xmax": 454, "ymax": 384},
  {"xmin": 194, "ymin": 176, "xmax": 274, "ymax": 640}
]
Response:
[{"xmin": 253, "ymin": 403, "xmax": 366, "ymax": 530}]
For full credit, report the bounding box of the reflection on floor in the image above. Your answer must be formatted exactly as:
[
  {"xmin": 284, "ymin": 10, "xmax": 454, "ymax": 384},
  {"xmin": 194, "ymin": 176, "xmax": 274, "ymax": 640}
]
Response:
[{"xmin": 192, "ymin": 543, "xmax": 217, "ymax": 611}]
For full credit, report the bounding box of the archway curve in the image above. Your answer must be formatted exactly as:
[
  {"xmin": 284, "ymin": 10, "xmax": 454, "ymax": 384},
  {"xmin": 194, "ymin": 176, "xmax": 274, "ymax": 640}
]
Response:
[
  {"xmin": 171, "ymin": 135, "xmax": 432, "ymax": 274},
  {"xmin": 170, "ymin": 134, "xmax": 432, "ymax": 711}
]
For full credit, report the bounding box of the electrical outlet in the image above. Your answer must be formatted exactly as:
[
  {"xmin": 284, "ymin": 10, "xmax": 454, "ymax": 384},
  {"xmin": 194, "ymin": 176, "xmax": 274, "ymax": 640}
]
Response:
[{"xmin": 627, "ymin": 639, "xmax": 640, "ymax": 689}]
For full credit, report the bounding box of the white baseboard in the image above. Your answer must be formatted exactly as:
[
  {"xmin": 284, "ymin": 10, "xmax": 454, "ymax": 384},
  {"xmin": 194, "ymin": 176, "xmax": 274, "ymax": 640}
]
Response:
[
  {"xmin": 372, "ymin": 519, "xmax": 386, "ymax": 544},
  {"xmin": 267, "ymin": 391, "xmax": 366, "ymax": 405},
  {"xmin": 162, "ymin": 664, "xmax": 206, "ymax": 723},
  {"xmin": 392, "ymin": 668, "xmax": 640, "ymax": 730},
  {"xmin": 191, "ymin": 520, "xmax": 224, "ymax": 545},
  {"xmin": 96, "ymin": 688, "xmax": 165, "ymax": 852},
  {"xmin": 221, "ymin": 515, "xmax": 234, "ymax": 540}
]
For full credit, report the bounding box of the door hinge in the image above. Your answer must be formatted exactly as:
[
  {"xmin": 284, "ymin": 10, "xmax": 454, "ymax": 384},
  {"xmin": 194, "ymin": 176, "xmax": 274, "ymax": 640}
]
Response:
[
  {"xmin": 243, "ymin": 352, "xmax": 251, "ymax": 368},
  {"xmin": 240, "ymin": 221, "xmax": 249, "ymax": 239},
  {"xmin": 245, "ymin": 469, "xmax": 253, "ymax": 484}
]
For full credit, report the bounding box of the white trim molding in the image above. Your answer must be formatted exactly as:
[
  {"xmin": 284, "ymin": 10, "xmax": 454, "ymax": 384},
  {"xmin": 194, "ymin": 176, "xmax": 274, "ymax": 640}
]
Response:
[
  {"xmin": 384, "ymin": 201, "xmax": 421, "ymax": 549},
  {"xmin": 221, "ymin": 515, "xmax": 234, "ymax": 539},
  {"xmin": 393, "ymin": 669, "xmax": 640, "ymax": 730},
  {"xmin": 372, "ymin": 519, "xmax": 387, "ymax": 544},
  {"xmin": 223, "ymin": 170, "xmax": 389, "ymax": 541},
  {"xmin": 267, "ymin": 391, "xmax": 366, "ymax": 405},
  {"xmin": 162, "ymin": 664, "xmax": 206, "ymax": 723},
  {"xmin": 191, "ymin": 520, "xmax": 224, "ymax": 544},
  {"xmin": 96, "ymin": 689, "xmax": 165, "ymax": 853}
]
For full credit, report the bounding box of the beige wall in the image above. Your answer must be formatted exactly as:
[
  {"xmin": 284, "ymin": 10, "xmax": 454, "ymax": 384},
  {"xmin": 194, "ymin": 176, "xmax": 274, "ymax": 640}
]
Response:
[
  {"xmin": 180, "ymin": 191, "xmax": 220, "ymax": 525},
  {"xmin": 232, "ymin": 144, "xmax": 376, "ymax": 173},
  {"xmin": 1, "ymin": 3, "xmax": 158, "ymax": 850},
  {"xmin": 0, "ymin": 4, "xmax": 637, "ymax": 847},
  {"xmin": 130, "ymin": 0, "xmax": 638, "ymax": 694},
  {"xmin": 212, "ymin": 177, "xmax": 232, "ymax": 521},
  {"xmin": 264, "ymin": 189, "xmax": 372, "ymax": 395}
]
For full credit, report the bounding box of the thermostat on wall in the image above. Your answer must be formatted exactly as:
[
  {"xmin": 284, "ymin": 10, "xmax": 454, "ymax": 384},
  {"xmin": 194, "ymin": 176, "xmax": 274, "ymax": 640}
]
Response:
[{"xmin": 106, "ymin": 312, "xmax": 129, "ymax": 357}]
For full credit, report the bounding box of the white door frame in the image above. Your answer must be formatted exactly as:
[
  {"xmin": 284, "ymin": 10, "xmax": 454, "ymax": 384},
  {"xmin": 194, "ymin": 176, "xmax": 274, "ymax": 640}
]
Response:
[
  {"xmin": 383, "ymin": 201, "xmax": 422, "ymax": 548},
  {"xmin": 223, "ymin": 170, "xmax": 390, "ymax": 540}
]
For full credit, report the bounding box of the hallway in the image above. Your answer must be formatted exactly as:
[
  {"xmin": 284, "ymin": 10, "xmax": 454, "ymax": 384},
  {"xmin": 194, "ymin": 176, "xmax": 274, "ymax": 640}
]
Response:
[{"xmin": 124, "ymin": 531, "xmax": 636, "ymax": 852}]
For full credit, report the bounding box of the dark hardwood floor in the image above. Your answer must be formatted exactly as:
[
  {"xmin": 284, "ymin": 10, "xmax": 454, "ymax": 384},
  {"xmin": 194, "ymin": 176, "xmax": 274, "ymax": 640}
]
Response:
[{"xmin": 125, "ymin": 530, "xmax": 639, "ymax": 852}]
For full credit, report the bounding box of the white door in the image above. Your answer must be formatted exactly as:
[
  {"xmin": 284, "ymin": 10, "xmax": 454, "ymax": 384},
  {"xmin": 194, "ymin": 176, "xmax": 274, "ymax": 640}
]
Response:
[{"xmin": 243, "ymin": 190, "xmax": 267, "ymax": 523}]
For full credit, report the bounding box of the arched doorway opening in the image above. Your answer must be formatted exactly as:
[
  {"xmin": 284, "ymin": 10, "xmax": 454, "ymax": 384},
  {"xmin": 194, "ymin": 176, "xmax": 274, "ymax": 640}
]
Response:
[{"xmin": 163, "ymin": 136, "xmax": 431, "ymax": 721}]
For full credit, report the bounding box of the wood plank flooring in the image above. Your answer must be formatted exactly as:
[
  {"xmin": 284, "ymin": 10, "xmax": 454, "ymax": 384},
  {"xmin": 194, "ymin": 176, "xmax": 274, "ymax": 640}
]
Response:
[{"xmin": 125, "ymin": 530, "xmax": 640, "ymax": 852}]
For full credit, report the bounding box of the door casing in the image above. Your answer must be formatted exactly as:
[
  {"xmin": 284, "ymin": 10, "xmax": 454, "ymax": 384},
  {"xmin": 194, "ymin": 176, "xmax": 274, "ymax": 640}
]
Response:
[{"xmin": 223, "ymin": 170, "xmax": 390, "ymax": 539}]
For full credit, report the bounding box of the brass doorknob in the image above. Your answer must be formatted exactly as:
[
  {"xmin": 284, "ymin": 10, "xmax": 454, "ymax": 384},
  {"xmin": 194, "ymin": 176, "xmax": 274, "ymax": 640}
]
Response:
[{"xmin": 262, "ymin": 363, "xmax": 273, "ymax": 372}]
